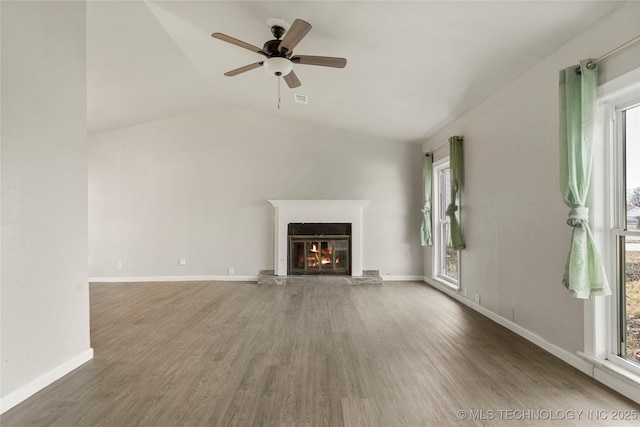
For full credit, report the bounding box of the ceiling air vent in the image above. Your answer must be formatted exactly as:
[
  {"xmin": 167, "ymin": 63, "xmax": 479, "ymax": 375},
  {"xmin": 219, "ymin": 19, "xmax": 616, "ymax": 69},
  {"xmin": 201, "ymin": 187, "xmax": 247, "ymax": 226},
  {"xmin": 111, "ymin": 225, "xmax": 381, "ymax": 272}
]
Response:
[{"xmin": 294, "ymin": 94, "xmax": 308, "ymax": 104}]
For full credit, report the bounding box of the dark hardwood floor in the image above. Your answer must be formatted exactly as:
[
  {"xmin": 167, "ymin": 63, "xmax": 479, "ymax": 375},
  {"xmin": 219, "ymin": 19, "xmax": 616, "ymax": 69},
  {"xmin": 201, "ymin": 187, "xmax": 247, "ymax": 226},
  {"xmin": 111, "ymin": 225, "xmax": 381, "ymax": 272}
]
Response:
[{"xmin": 2, "ymin": 280, "xmax": 638, "ymax": 426}]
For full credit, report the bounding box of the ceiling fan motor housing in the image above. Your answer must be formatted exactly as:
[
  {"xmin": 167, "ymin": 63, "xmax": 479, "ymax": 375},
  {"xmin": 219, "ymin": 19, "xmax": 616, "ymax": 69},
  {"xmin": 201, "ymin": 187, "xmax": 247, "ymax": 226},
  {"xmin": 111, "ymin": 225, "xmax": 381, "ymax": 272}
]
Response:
[{"xmin": 262, "ymin": 39, "xmax": 283, "ymax": 56}]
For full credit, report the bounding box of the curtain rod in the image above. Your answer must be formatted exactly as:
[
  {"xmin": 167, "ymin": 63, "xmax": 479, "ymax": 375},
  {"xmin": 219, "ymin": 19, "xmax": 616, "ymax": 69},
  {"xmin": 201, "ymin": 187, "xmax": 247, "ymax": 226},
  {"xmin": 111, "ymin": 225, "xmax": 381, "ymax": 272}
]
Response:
[
  {"xmin": 430, "ymin": 142, "xmax": 449, "ymax": 155},
  {"xmin": 585, "ymin": 34, "xmax": 640, "ymax": 70},
  {"xmin": 427, "ymin": 136, "xmax": 463, "ymax": 156}
]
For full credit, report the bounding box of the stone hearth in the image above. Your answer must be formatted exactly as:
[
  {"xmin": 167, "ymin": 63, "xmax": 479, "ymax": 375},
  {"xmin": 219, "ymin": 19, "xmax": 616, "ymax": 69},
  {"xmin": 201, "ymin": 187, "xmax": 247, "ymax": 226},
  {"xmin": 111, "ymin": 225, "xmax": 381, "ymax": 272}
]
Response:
[{"xmin": 258, "ymin": 270, "xmax": 382, "ymax": 286}]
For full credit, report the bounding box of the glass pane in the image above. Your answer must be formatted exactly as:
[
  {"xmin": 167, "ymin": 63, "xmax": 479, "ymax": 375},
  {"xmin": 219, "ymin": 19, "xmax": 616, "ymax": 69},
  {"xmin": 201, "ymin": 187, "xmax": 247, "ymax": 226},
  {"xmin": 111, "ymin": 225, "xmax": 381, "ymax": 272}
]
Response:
[
  {"xmin": 622, "ymin": 105, "xmax": 640, "ymax": 365},
  {"xmin": 441, "ymin": 168, "xmax": 452, "ymax": 218},
  {"xmin": 623, "ymin": 235, "xmax": 640, "ymax": 364},
  {"xmin": 307, "ymin": 241, "xmax": 320, "ymax": 271},
  {"xmin": 320, "ymin": 241, "xmax": 331, "ymax": 269},
  {"xmin": 440, "ymin": 222, "xmax": 448, "ymax": 274},
  {"xmin": 438, "ymin": 166, "xmax": 459, "ymax": 284},
  {"xmin": 445, "ymin": 249, "xmax": 459, "ymax": 281},
  {"xmin": 291, "ymin": 242, "xmax": 305, "ymax": 270},
  {"xmin": 333, "ymin": 240, "xmax": 348, "ymax": 269},
  {"xmin": 443, "ymin": 221, "xmax": 459, "ymax": 280},
  {"xmin": 626, "ymin": 105, "xmax": 640, "ymax": 230}
]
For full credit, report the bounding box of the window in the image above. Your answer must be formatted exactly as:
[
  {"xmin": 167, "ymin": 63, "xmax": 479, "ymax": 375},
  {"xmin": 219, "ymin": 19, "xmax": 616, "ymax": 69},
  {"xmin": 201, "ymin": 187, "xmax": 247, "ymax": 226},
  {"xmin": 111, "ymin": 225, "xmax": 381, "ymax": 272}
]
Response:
[
  {"xmin": 433, "ymin": 159, "xmax": 460, "ymax": 287},
  {"xmin": 592, "ymin": 67, "xmax": 640, "ymax": 379},
  {"xmin": 616, "ymin": 104, "xmax": 640, "ymax": 366}
]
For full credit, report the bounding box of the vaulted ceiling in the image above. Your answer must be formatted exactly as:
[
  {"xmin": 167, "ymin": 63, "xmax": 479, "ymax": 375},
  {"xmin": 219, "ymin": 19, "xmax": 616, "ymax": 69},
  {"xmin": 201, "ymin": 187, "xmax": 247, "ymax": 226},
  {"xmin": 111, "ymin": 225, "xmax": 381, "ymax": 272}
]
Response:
[{"xmin": 87, "ymin": 1, "xmax": 623, "ymax": 142}]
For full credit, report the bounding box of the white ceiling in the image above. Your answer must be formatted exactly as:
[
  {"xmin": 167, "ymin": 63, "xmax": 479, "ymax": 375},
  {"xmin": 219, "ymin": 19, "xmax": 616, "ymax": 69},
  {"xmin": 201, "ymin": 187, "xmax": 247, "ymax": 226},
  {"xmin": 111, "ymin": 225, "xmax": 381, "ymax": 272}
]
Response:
[{"xmin": 87, "ymin": 0, "xmax": 623, "ymax": 142}]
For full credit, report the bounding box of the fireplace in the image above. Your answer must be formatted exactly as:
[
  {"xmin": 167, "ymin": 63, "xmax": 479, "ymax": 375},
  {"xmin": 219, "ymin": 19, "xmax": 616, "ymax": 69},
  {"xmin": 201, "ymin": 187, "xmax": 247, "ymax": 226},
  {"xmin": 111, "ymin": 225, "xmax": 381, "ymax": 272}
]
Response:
[
  {"xmin": 288, "ymin": 223, "xmax": 351, "ymax": 275},
  {"xmin": 267, "ymin": 200, "xmax": 368, "ymax": 276}
]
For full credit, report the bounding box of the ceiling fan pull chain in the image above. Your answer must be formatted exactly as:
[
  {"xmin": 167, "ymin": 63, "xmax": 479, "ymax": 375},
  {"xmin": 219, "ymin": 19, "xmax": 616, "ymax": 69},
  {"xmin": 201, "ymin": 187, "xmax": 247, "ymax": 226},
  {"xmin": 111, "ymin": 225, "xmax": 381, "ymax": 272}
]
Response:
[{"xmin": 277, "ymin": 77, "xmax": 281, "ymax": 110}]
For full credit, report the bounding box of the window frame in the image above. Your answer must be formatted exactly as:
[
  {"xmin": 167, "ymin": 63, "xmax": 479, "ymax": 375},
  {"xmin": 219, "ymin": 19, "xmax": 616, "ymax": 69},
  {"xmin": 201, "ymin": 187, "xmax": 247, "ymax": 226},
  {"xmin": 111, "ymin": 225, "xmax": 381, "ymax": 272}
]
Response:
[
  {"xmin": 610, "ymin": 102, "xmax": 640, "ymax": 375},
  {"xmin": 589, "ymin": 67, "xmax": 640, "ymax": 379},
  {"xmin": 432, "ymin": 157, "xmax": 460, "ymax": 288}
]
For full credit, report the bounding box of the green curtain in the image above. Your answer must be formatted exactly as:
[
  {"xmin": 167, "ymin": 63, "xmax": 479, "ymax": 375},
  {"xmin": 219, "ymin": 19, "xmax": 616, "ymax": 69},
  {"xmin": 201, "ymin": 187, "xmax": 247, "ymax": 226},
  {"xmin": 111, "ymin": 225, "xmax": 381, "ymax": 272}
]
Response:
[
  {"xmin": 421, "ymin": 153, "xmax": 433, "ymax": 246},
  {"xmin": 447, "ymin": 136, "xmax": 465, "ymax": 250},
  {"xmin": 559, "ymin": 60, "xmax": 611, "ymax": 298}
]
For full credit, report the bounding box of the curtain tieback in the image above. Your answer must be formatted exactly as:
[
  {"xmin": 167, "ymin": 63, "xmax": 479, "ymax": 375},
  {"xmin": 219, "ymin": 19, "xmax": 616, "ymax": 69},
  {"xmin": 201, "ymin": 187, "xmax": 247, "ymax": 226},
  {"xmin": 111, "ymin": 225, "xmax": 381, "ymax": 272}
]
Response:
[
  {"xmin": 422, "ymin": 204, "xmax": 431, "ymax": 214},
  {"xmin": 567, "ymin": 206, "xmax": 589, "ymax": 227},
  {"xmin": 446, "ymin": 204, "xmax": 458, "ymax": 217}
]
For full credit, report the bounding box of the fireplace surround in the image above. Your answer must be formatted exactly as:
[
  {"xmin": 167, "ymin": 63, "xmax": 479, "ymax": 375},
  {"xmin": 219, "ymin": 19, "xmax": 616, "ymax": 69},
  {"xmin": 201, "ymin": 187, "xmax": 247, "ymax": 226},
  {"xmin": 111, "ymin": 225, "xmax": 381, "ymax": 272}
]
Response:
[{"xmin": 267, "ymin": 200, "xmax": 368, "ymax": 276}]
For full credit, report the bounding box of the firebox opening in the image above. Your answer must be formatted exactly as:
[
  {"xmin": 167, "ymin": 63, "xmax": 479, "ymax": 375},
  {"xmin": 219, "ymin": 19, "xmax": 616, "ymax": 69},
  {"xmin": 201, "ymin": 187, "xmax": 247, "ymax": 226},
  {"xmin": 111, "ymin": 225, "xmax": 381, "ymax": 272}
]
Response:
[{"xmin": 287, "ymin": 223, "xmax": 352, "ymax": 275}]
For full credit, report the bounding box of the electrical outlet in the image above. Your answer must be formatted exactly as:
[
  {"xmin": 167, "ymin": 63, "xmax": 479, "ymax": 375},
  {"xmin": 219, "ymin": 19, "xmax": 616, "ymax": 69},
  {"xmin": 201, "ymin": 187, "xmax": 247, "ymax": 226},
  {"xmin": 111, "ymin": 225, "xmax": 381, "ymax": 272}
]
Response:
[
  {"xmin": 116, "ymin": 261, "xmax": 122, "ymax": 270},
  {"xmin": 179, "ymin": 258, "xmax": 186, "ymax": 266},
  {"xmin": 461, "ymin": 288, "xmax": 468, "ymax": 297},
  {"xmin": 510, "ymin": 308, "xmax": 515, "ymax": 322},
  {"xmin": 228, "ymin": 267, "xmax": 235, "ymax": 276},
  {"xmin": 474, "ymin": 294, "xmax": 480, "ymax": 305}
]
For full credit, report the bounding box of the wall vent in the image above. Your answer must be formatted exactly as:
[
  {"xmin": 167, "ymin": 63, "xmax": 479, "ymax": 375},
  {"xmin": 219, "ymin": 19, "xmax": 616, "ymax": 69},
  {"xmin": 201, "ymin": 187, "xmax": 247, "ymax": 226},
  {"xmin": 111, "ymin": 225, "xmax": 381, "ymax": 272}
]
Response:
[{"xmin": 294, "ymin": 94, "xmax": 308, "ymax": 104}]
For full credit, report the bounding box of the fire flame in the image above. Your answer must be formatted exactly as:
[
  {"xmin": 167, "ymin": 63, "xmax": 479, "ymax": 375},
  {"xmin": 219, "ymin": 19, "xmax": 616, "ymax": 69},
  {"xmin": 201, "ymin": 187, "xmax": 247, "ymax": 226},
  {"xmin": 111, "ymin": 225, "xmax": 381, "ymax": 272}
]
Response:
[{"xmin": 304, "ymin": 242, "xmax": 342, "ymax": 268}]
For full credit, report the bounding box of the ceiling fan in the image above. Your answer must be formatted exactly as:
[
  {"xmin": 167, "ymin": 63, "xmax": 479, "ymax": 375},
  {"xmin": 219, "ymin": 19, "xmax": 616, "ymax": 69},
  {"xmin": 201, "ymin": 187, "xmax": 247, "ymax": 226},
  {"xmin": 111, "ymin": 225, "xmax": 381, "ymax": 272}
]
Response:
[{"xmin": 211, "ymin": 19, "xmax": 347, "ymax": 88}]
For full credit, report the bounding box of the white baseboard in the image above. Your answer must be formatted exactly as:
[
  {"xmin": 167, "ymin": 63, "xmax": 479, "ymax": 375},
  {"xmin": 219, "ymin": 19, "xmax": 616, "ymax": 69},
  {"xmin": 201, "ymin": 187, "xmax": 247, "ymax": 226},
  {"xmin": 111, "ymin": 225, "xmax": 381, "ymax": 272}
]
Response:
[
  {"xmin": 89, "ymin": 275, "xmax": 425, "ymax": 283},
  {"xmin": 382, "ymin": 275, "xmax": 425, "ymax": 281},
  {"xmin": 0, "ymin": 348, "xmax": 94, "ymax": 414},
  {"xmin": 89, "ymin": 275, "xmax": 258, "ymax": 283},
  {"xmin": 423, "ymin": 276, "xmax": 639, "ymax": 404}
]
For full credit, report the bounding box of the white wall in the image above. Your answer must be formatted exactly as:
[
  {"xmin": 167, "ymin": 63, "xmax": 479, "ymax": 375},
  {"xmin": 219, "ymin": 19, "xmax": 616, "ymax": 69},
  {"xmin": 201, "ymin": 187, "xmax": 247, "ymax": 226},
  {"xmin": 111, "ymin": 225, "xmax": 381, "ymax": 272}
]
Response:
[
  {"xmin": 88, "ymin": 107, "xmax": 423, "ymax": 279},
  {"xmin": 423, "ymin": 1, "xmax": 640, "ymax": 355},
  {"xmin": 1, "ymin": 0, "xmax": 92, "ymax": 412}
]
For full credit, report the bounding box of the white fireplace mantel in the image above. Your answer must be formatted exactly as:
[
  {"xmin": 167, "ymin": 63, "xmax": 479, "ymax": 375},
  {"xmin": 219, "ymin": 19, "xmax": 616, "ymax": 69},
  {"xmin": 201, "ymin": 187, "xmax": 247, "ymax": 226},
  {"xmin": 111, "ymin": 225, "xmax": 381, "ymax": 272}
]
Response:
[{"xmin": 267, "ymin": 200, "xmax": 369, "ymax": 276}]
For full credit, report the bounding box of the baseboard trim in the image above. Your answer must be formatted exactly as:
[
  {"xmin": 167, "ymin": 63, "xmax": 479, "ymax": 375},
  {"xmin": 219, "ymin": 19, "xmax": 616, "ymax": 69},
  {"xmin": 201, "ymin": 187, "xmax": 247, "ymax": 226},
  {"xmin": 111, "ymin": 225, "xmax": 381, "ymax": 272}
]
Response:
[
  {"xmin": 89, "ymin": 275, "xmax": 258, "ymax": 283},
  {"xmin": 382, "ymin": 275, "xmax": 425, "ymax": 281},
  {"xmin": 423, "ymin": 276, "xmax": 639, "ymax": 404},
  {"xmin": 0, "ymin": 348, "xmax": 94, "ymax": 414},
  {"xmin": 423, "ymin": 277, "xmax": 593, "ymax": 373},
  {"xmin": 89, "ymin": 275, "xmax": 426, "ymax": 284}
]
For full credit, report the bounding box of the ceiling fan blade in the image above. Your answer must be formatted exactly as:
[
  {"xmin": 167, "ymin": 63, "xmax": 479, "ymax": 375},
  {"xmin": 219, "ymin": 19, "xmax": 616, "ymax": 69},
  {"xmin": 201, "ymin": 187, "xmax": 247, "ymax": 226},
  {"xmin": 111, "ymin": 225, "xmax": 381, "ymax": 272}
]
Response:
[
  {"xmin": 283, "ymin": 70, "xmax": 301, "ymax": 88},
  {"xmin": 279, "ymin": 19, "xmax": 312, "ymax": 54},
  {"xmin": 224, "ymin": 62, "xmax": 264, "ymax": 77},
  {"xmin": 212, "ymin": 33, "xmax": 268, "ymax": 57},
  {"xmin": 291, "ymin": 55, "xmax": 347, "ymax": 68}
]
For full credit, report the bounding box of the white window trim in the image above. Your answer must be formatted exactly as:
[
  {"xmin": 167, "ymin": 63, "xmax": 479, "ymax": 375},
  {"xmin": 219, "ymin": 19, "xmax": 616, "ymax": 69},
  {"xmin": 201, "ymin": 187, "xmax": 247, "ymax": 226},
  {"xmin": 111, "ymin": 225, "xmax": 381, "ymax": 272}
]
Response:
[
  {"xmin": 432, "ymin": 157, "xmax": 460, "ymax": 289},
  {"xmin": 588, "ymin": 67, "xmax": 640, "ymax": 383}
]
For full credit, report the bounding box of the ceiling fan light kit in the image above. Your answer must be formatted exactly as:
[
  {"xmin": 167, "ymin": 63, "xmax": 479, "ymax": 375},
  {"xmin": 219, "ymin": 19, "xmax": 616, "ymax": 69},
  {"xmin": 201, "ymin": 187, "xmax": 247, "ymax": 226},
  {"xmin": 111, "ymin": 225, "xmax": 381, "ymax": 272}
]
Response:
[
  {"xmin": 263, "ymin": 57, "xmax": 293, "ymax": 77},
  {"xmin": 211, "ymin": 18, "xmax": 347, "ymax": 89}
]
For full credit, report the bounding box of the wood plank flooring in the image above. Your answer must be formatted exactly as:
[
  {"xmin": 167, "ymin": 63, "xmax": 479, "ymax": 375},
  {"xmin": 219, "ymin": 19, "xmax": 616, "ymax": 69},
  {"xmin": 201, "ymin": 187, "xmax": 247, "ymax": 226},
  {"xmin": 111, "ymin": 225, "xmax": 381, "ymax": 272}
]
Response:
[{"xmin": 2, "ymin": 281, "xmax": 639, "ymax": 426}]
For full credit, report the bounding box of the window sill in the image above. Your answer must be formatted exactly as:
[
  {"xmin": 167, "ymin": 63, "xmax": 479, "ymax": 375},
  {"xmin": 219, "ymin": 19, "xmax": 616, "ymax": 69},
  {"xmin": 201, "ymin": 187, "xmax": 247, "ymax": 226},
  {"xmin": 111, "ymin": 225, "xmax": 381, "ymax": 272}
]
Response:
[{"xmin": 430, "ymin": 275, "xmax": 459, "ymax": 291}]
